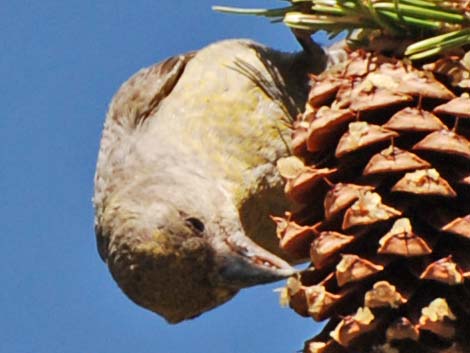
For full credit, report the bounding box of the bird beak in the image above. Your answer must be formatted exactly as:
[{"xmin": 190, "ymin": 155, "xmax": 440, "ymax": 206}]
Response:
[{"xmin": 217, "ymin": 231, "xmax": 296, "ymax": 288}]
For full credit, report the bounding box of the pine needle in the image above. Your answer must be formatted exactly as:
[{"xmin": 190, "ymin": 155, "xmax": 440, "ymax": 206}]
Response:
[{"xmin": 214, "ymin": 0, "xmax": 470, "ymax": 60}]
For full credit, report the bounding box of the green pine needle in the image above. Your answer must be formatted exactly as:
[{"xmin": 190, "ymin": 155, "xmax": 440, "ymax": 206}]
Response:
[{"xmin": 213, "ymin": 0, "xmax": 470, "ymax": 60}]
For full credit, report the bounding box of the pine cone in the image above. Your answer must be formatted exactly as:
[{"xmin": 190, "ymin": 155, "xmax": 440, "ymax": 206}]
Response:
[{"xmin": 275, "ymin": 50, "xmax": 470, "ymax": 353}]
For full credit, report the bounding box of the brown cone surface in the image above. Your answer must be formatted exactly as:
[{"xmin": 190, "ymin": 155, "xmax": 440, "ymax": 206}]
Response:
[{"xmin": 275, "ymin": 51, "xmax": 470, "ymax": 353}]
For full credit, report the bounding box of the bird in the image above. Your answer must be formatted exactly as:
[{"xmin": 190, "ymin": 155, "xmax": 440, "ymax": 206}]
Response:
[{"xmin": 93, "ymin": 38, "xmax": 328, "ymax": 323}]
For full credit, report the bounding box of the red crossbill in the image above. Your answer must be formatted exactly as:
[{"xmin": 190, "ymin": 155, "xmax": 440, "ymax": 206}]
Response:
[{"xmin": 94, "ymin": 39, "xmax": 327, "ymax": 323}]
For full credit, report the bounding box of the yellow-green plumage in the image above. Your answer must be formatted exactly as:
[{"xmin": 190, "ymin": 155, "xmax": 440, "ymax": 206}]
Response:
[{"xmin": 94, "ymin": 39, "xmax": 326, "ymax": 323}]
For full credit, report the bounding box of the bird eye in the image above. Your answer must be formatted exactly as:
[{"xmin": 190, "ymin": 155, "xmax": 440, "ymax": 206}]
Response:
[{"xmin": 185, "ymin": 217, "xmax": 205, "ymax": 233}]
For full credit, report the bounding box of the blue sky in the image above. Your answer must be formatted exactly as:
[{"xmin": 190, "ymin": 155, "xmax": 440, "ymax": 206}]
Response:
[{"xmin": 1, "ymin": 2, "xmax": 330, "ymax": 352}]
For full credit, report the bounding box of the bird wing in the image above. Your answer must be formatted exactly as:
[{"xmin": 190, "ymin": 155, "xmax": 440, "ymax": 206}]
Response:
[{"xmin": 107, "ymin": 52, "xmax": 196, "ymax": 130}]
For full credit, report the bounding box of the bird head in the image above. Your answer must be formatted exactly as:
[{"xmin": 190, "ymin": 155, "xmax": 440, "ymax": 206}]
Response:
[{"xmin": 95, "ymin": 172, "xmax": 295, "ymax": 323}]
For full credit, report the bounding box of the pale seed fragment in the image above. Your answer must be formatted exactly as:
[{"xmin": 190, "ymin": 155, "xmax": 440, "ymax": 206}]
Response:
[
  {"xmin": 419, "ymin": 298, "xmax": 456, "ymax": 339},
  {"xmin": 378, "ymin": 218, "xmax": 432, "ymax": 257},
  {"xmin": 364, "ymin": 281, "xmax": 407, "ymax": 308},
  {"xmin": 420, "ymin": 256, "xmax": 465, "ymax": 285},
  {"xmin": 342, "ymin": 192, "xmax": 401, "ymax": 230},
  {"xmin": 284, "ymin": 167, "xmax": 337, "ymax": 203},
  {"xmin": 311, "ymin": 231, "xmax": 355, "ymax": 269},
  {"xmin": 336, "ymin": 254, "xmax": 384, "ymax": 286},
  {"xmin": 306, "ymin": 340, "xmax": 344, "ymax": 353},
  {"xmin": 324, "ymin": 183, "xmax": 375, "ymax": 220},
  {"xmin": 363, "ymin": 146, "xmax": 431, "ymax": 175},
  {"xmin": 306, "ymin": 285, "xmax": 344, "ymax": 321},
  {"xmin": 272, "ymin": 214, "xmax": 315, "ymax": 258},
  {"xmin": 336, "ymin": 122, "xmax": 398, "ymax": 158},
  {"xmin": 330, "ymin": 307, "xmax": 375, "ymax": 346},
  {"xmin": 392, "ymin": 168, "xmax": 457, "ymax": 197}
]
